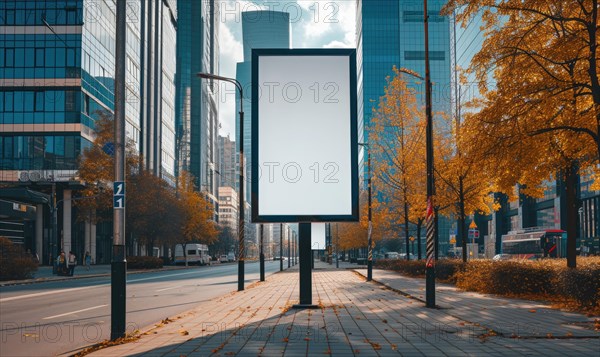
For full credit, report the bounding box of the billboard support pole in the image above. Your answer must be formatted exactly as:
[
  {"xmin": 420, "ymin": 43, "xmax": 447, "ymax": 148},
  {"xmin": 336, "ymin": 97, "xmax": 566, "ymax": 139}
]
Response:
[{"xmin": 293, "ymin": 223, "xmax": 317, "ymax": 309}]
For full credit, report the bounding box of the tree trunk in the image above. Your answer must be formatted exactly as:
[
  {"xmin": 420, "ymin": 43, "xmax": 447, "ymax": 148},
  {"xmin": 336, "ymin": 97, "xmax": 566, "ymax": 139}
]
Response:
[
  {"xmin": 565, "ymin": 163, "xmax": 578, "ymax": 268},
  {"xmin": 404, "ymin": 199, "xmax": 410, "ymax": 260},
  {"xmin": 459, "ymin": 177, "xmax": 467, "ymax": 263},
  {"xmin": 182, "ymin": 243, "xmax": 188, "ymax": 267}
]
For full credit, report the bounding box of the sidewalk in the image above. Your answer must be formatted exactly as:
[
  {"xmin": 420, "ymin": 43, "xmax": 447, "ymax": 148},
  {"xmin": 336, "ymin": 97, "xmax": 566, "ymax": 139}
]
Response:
[{"xmin": 85, "ymin": 261, "xmax": 599, "ymax": 356}]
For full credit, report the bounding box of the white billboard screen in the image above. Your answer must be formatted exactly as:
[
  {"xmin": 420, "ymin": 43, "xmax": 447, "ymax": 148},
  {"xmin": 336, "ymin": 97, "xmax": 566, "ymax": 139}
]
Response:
[{"xmin": 251, "ymin": 49, "xmax": 358, "ymax": 223}]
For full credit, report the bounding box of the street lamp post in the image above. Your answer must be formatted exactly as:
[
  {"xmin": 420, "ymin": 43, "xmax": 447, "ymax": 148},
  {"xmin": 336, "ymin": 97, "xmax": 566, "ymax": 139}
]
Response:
[
  {"xmin": 358, "ymin": 143, "xmax": 373, "ymax": 281},
  {"xmin": 423, "ymin": 0, "xmax": 436, "ymax": 308},
  {"xmin": 280, "ymin": 223, "xmax": 284, "ymax": 271},
  {"xmin": 197, "ymin": 72, "xmax": 245, "ymax": 291},
  {"xmin": 393, "ymin": 1, "xmax": 436, "ymax": 308},
  {"xmin": 260, "ymin": 224, "xmax": 265, "ymax": 281}
]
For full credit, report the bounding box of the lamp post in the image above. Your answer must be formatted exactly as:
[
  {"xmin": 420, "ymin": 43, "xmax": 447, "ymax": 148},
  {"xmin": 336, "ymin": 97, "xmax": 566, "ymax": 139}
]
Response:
[
  {"xmin": 423, "ymin": 0, "xmax": 436, "ymax": 308},
  {"xmin": 357, "ymin": 143, "xmax": 373, "ymax": 281},
  {"xmin": 280, "ymin": 223, "xmax": 284, "ymax": 271},
  {"xmin": 196, "ymin": 72, "xmax": 245, "ymax": 291},
  {"xmin": 260, "ymin": 224, "xmax": 265, "ymax": 281},
  {"xmin": 392, "ymin": 0, "xmax": 436, "ymax": 308},
  {"xmin": 287, "ymin": 225, "xmax": 291, "ymax": 268}
]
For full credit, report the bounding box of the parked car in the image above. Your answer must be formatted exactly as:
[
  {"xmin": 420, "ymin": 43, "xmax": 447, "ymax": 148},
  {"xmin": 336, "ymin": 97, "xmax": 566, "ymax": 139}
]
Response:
[
  {"xmin": 492, "ymin": 254, "xmax": 511, "ymax": 261},
  {"xmin": 227, "ymin": 252, "xmax": 236, "ymax": 262},
  {"xmin": 219, "ymin": 255, "xmax": 229, "ymax": 263}
]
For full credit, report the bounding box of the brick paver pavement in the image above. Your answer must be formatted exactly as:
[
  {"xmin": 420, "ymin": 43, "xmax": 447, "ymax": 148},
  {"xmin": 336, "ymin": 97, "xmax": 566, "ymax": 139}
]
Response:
[{"xmin": 87, "ymin": 262, "xmax": 599, "ymax": 356}]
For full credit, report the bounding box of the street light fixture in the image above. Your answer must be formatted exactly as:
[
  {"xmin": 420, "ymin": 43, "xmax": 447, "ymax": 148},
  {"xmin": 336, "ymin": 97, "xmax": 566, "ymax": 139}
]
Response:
[
  {"xmin": 357, "ymin": 142, "xmax": 373, "ymax": 281},
  {"xmin": 196, "ymin": 72, "xmax": 246, "ymax": 291}
]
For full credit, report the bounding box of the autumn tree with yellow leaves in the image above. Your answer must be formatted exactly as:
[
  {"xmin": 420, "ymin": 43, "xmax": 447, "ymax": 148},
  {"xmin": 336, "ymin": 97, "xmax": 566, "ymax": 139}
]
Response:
[
  {"xmin": 77, "ymin": 113, "xmax": 217, "ymax": 259},
  {"xmin": 175, "ymin": 170, "xmax": 218, "ymax": 265},
  {"xmin": 444, "ymin": 0, "xmax": 599, "ymax": 267},
  {"xmin": 368, "ymin": 66, "xmax": 427, "ymax": 260}
]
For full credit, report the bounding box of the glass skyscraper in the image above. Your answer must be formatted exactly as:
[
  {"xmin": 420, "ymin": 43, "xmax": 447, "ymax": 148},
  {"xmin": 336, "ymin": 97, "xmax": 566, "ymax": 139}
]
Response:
[
  {"xmin": 357, "ymin": 0, "xmax": 452, "ymax": 252},
  {"xmin": 235, "ymin": 10, "xmax": 290, "ymax": 203},
  {"xmin": 0, "ymin": 0, "xmax": 177, "ymax": 263},
  {"xmin": 176, "ymin": 0, "xmax": 220, "ymax": 204}
]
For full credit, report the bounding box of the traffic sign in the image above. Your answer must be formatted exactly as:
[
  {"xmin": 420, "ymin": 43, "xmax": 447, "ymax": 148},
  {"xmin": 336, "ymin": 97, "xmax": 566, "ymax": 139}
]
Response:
[{"xmin": 113, "ymin": 181, "xmax": 125, "ymax": 209}]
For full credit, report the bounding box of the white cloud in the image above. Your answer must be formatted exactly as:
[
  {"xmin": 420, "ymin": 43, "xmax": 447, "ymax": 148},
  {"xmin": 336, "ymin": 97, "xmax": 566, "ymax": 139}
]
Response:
[{"xmin": 217, "ymin": 1, "xmax": 356, "ymax": 136}]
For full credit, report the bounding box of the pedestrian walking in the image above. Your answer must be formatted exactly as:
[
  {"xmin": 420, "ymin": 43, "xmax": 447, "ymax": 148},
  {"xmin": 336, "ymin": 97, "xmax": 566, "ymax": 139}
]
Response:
[
  {"xmin": 67, "ymin": 251, "xmax": 77, "ymax": 276},
  {"xmin": 57, "ymin": 251, "xmax": 67, "ymax": 276},
  {"xmin": 84, "ymin": 251, "xmax": 91, "ymax": 270}
]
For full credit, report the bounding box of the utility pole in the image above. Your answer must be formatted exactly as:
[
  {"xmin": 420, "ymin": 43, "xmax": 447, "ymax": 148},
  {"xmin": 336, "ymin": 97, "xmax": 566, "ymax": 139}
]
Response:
[
  {"xmin": 424, "ymin": 0, "xmax": 436, "ymax": 308},
  {"xmin": 111, "ymin": 0, "xmax": 127, "ymax": 340}
]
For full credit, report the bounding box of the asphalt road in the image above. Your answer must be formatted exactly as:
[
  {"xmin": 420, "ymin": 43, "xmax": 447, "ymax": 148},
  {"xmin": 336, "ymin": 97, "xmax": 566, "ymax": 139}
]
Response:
[{"xmin": 0, "ymin": 261, "xmax": 286, "ymax": 357}]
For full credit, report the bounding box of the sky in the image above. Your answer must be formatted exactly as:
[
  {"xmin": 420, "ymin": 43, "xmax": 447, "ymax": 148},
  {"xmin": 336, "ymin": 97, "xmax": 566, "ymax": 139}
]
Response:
[{"xmin": 217, "ymin": 0, "xmax": 356, "ymax": 138}]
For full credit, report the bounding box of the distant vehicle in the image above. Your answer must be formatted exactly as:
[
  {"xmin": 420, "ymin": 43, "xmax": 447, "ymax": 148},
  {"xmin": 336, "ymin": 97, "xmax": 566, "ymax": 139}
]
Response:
[
  {"xmin": 227, "ymin": 252, "xmax": 236, "ymax": 262},
  {"xmin": 174, "ymin": 244, "xmax": 210, "ymax": 265},
  {"xmin": 500, "ymin": 228, "xmax": 566, "ymax": 260},
  {"xmin": 492, "ymin": 254, "xmax": 512, "ymax": 261},
  {"xmin": 384, "ymin": 252, "xmax": 399, "ymax": 259},
  {"xmin": 219, "ymin": 255, "xmax": 229, "ymax": 263}
]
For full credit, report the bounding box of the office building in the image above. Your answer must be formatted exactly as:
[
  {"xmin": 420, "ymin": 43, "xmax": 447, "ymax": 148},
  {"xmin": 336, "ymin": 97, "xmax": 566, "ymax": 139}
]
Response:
[
  {"xmin": 218, "ymin": 134, "xmax": 237, "ymax": 190},
  {"xmin": 235, "ymin": 10, "xmax": 290, "ymax": 203},
  {"xmin": 357, "ymin": 0, "xmax": 453, "ymax": 253},
  {"xmin": 0, "ymin": 0, "xmax": 177, "ymax": 263},
  {"xmin": 176, "ymin": 0, "xmax": 220, "ymax": 206},
  {"xmin": 218, "ymin": 186, "xmax": 238, "ymax": 236}
]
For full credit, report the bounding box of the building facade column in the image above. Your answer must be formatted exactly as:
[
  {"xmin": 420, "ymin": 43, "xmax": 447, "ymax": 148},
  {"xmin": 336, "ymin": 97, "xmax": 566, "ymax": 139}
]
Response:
[
  {"xmin": 35, "ymin": 204, "xmax": 43, "ymax": 262},
  {"xmin": 91, "ymin": 221, "xmax": 97, "ymax": 264},
  {"xmin": 62, "ymin": 189, "xmax": 72, "ymax": 253}
]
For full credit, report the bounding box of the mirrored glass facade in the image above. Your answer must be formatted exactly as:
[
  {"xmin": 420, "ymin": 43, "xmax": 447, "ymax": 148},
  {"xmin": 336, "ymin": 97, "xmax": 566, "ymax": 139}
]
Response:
[{"xmin": 176, "ymin": 0, "xmax": 220, "ymax": 200}]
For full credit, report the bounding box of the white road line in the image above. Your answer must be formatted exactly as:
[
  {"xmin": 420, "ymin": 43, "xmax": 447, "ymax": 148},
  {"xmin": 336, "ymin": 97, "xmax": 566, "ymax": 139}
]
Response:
[
  {"xmin": 0, "ymin": 270, "xmax": 205, "ymax": 303},
  {"xmin": 0, "ymin": 285, "xmax": 107, "ymax": 303},
  {"xmin": 156, "ymin": 285, "xmax": 184, "ymax": 292},
  {"xmin": 43, "ymin": 304, "xmax": 108, "ymax": 320}
]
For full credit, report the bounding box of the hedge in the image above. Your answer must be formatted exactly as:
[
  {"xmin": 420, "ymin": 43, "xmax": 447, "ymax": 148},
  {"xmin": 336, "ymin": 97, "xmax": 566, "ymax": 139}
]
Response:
[
  {"xmin": 375, "ymin": 258, "xmax": 463, "ymax": 282},
  {"xmin": 126, "ymin": 256, "xmax": 164, "ymax": 269},
  {"xmin": 0, "ymin": 237, "xmax": 38, "ymax": 280},
  {"xmin": 376, "ymin": 257, "xmax": 600, "ymax": 310}
]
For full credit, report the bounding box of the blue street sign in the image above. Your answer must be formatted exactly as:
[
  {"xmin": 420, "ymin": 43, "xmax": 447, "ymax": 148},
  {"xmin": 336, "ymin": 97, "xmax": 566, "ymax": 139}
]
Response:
[{"xmin": 113, "ymin": 181, "xmax": 125, "ymax": 209}]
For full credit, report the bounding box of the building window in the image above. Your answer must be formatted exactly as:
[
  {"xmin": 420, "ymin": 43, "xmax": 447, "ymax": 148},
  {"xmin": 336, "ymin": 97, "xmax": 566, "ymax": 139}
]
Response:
[
  {"xmin": 403, "ymin": 11, "xmax": 445, "ymax": 23},
  {"xmin": 404, "ymin": 51, "xmax": 445, "ymax": 61}
]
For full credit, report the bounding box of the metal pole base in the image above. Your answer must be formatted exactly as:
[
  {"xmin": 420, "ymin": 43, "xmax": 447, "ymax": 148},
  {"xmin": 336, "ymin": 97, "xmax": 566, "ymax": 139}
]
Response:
[
  {"xmin": 367, "ymin": 260, "xmax": 373, "ymax": 281},
  {"xmin": 292, "ymin": 304, "xmax": 319, "ymax": 309},
  {"xmin": 298, "ymin": 223, "xmax": 312, "ymax": 305},
  {"xmin": 111, "ymin": 246, "xmax": 127, "ymax": 340},
  {"xmin": 238, "ymin": 260, "xmax": 245, "ymax": 291},
  {"xmin": 260, "ymin": 253, "xmax": 265, "ymax": 282},
  {"xmin": 425, "ymin": 266, "xmax": 436, "ymax": 308}
]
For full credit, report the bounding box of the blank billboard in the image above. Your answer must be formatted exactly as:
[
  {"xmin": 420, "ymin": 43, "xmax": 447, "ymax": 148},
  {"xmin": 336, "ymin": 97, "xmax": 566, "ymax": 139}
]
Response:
[{"xmin": 251, "ymin": 49, "xmax": 358, "ymax": 223}]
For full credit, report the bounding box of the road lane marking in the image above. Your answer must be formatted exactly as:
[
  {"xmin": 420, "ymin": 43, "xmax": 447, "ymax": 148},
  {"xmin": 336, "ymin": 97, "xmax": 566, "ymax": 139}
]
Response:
[
  {"xmin": 43, "ymin": 304, "xmax": 108, "ymax": 320},
  {"xmin": 156, "ymin": 285, "xmax": 184, "ymax": 292},
  {"xmin": 0, "ymin": 266, "xmax": 247, "ymax": 303},
  {"xmin": 0, "ymin": 285, "xmax": 107, "ymax": 303}
]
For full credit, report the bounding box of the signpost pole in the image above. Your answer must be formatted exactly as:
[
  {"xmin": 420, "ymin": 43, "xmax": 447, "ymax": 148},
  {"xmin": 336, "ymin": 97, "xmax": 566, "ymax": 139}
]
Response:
[
  {"xmin": 294, "ymin": 223, "xmax": 316, "ymax": 308},
  {"xmin": 111, "ymin": 0, "xmax": 127, "ymax": 340}
]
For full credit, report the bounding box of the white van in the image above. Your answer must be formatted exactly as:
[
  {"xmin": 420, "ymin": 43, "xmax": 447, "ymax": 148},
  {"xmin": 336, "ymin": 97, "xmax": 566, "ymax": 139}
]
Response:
[{"xmin": 174, "ymin": 244, "xmax": 210, "ymax": 265}]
